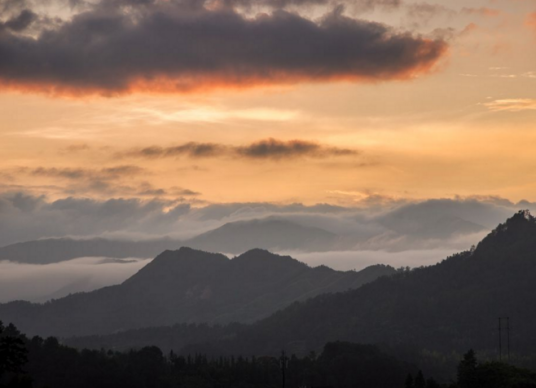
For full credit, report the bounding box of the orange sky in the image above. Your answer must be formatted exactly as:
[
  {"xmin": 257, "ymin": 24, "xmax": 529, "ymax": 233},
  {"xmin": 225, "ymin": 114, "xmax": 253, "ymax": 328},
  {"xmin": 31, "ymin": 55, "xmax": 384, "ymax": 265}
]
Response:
[{"xmin": 1, "ymin": 0, "xmax": 536, "ymax": 206}]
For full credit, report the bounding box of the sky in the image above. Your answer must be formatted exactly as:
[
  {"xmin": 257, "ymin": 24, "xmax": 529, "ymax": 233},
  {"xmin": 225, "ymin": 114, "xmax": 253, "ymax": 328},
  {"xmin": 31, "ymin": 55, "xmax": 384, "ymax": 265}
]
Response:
[
  {"xmin": 1, "ymin": 0, "xmax": 536, "ymax": 257},
  {"xmin": 0, "ymin": 0, "xmax": 534, "ymax": 208}
]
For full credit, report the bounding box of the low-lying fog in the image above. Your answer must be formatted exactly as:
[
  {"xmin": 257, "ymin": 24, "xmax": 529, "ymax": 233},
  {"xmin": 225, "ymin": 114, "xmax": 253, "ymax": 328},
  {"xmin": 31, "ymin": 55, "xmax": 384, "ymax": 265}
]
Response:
[{"xmin": 0, "ymin": 257, "xmax": 151, "ymax": 303}]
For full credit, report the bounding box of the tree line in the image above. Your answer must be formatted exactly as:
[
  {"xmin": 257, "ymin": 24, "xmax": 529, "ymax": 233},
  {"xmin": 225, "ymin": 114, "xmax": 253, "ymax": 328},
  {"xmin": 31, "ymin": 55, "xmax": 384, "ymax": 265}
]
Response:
[{"xmin": 2, "ymin": 321, "xmax": 536, "ymax": 388}]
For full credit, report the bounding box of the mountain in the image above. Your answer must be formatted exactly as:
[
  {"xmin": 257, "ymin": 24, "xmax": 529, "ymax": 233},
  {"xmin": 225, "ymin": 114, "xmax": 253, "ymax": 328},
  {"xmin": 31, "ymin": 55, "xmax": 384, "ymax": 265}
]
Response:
[
  {"xmin": 0, "ymin": 219, "xmax": 340, "ymax": 264},
  {"xmin": 68, "ymin": 211, "xmax": 536, "ymax": 358},
  {"xmin": 0, "ymin": 248, "xmax": 395, "ymax": 337},
  {"xmin": 216, "ymin": 210, "xmax": 536, "ymax": 355},
  {"xmin": 187, "ymin": 218, "xmax": 339, "ymax": 253},
  {"xmin": 377, "ymin": 211, "xmax": 486, "ymax": 240}
]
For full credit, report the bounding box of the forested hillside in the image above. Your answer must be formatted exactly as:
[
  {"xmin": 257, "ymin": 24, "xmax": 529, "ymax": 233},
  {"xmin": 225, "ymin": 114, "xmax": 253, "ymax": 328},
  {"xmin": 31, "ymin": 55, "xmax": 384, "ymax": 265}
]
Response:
[{"xmin": 0, "ymin": 248, "xmax": 394, "ymax": 337}]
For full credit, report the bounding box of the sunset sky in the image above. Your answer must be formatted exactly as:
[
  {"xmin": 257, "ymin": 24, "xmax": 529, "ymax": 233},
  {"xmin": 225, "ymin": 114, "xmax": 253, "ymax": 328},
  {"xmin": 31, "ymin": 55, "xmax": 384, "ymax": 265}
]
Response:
[{"xmin": 1, "ymin": 0, "xmax": 536, "ymax": 207}]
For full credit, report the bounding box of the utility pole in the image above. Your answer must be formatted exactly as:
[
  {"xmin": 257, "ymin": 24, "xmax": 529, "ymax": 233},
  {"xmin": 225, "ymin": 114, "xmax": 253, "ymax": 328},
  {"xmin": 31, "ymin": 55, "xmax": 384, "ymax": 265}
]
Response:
[{"xmin": 280, "ymin": 350, "xmax": 289, "ymax": 388}]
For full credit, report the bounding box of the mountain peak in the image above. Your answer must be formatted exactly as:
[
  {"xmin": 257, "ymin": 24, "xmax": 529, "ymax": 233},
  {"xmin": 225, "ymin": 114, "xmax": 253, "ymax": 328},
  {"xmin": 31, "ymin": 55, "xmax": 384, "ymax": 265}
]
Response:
[
  {"xmin": 232, "ymin": 249, "xmax": 308, "ymax": 270},
  {"xmin": 491, "ymin": 209, "xmax": 535, "ymax": 234},
  {"xmin": 187, "ymin": 217, "xmax": 336, "ymax": 254},
  {"xmin": 236, "ymin": 248, "xmax": 277, "ymax": 259},
  {"xmin": 473, "ymin": 210, "xmax": 536, "ymax": 257},
  {"xmin": 510, "ymin": 209, "xmax": 534, "ymax": 222},
  {"xmin": 123, "ymin": 247, "xmax": 229, "ymax": 287}
]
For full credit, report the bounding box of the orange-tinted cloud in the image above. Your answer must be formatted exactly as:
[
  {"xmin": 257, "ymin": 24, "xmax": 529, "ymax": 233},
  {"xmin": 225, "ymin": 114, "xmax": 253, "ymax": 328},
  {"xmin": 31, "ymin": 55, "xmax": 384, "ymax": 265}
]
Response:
[
  {"xmin": 526, "ymin": 12, "xmax": 536, "ymax": 32},
  {"xmin": 483, "ymin": 98, "xmax": 536, "ymax": 112},
  {"xmin": 461, "ymin": 7, "xmax": 502, "ymax": 18},
  {"xmin": 0, "ymin": 2, "xmax": 447, "ymax": 97}
]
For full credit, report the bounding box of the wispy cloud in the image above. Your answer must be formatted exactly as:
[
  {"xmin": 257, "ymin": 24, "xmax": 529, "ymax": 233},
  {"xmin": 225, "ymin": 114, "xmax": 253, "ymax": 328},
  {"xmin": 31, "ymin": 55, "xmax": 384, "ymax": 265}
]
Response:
[
  {"xmin": 526, "ymin": 12, "xmax": 536, "ymax": 32},
  {"xmin": 26, "ymin": 166, "xmax": 145, "ymax": 180},
  {"xmin": 483, "ymin": 99, "xmax": 536, "ymax": 112},
  {"xmin": 460, "ymin": 7, "xmax": 502, "ymax": 18},
  {"xmin": 0, "ymin": 257, "xmax": 152, "ymax": 303},
  {"xmin": 3, "ymin": 166, "xmax": 200, "ymax": 199},
  {"xmin": 130, "ymin": 106, "xmax": 301, "ymax": 124}
]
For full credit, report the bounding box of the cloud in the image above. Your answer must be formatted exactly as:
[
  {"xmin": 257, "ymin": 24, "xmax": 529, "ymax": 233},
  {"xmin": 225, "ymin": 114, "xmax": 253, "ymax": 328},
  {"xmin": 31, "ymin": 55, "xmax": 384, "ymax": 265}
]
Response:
[
  {"xmin": 60, "ymin": 143, "xmax": 91, "ymax": 153},
  {"xmin": 236, "ymin": 138, "xmax": 358, "ymax": 159},
  {"xmin": 0, "ymin": 257, "xmax": 152, "ymax": 303},
  {"xmin": 0, "ymin": 0, "xmax": 447, "ymax": 96},
  {"xmin": 0, "ymin": 9, "xmax": 38, "ymax": 32},
  {"xmin": 25, "ymin": 165, "xmax": 145, "ymax": 181},
  {"xmin": 0, "ymin": 192, "xmax": 193, "ymax": 246},
  {"xmin": 483, "ymin": 99, "xmax": 536, "ymax": 112},
  {"xmin": 2, "ymin": 165, "xmax": 202, "ymax": 199},
  {"xmin": 132, "ymin": 143, "xmax": 228, "ymax": 159},
  {"xmin": 0, "ymin": 191, "xmax": 531, "ymax": 254},
  {"xmin": 217, "ymin": 0, "xmax": 402, "ymax": 13},
  {"xmin": 126, "ymin": 138, "xmax": 359, "ymax": 160},
  {"xmin": 460, "ymin": 7, "xmax": 502, "ymax": 18},
  {"xmin": 526, "ymin": 12, "xmax": 536, "ymax": 32},
  {"xmin": 405, "ymin": 3, "xmax": 457, "ymax": 26}
]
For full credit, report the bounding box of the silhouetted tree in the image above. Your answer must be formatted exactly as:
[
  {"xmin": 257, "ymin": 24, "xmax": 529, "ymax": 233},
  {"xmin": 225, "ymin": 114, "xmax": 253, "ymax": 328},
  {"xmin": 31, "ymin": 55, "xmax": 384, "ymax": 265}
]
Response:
[
  {"xmin": 0, "ymin": 321, "xmax": 30, "ymax": 388},
  {"xmin": 415, "ymin": 370, "xmax": 426, "ymax": 388},
  {"xmin": 425, "ymin": 378, "xmax": 441, "ymax": 388},
  {"xmin": 458, "ymin": 350, "xmax": 478, "ymax": 388},
  {"xmin": 405, "ymin": 374, "xmax": 415, "ymax": 388}
]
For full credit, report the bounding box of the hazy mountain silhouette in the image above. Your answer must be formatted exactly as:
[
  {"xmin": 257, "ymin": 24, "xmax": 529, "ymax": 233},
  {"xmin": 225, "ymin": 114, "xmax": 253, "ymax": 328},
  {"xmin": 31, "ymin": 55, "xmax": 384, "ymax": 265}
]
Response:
[
  {"xmin": 377, "ymin": 211, "xmax": 486, "ymax": 240},
  {"xmin": 0, "ymin": 248, "xmax": 395, "ymax": 337},
  {"xmin": 187, "ymin": 218, "xmax": 339, "ymax": 253},
  {"xmin": 67, "ymin": 211, "xmax": 536, "ymax": 357},
  {"xmin": 0, "ymin": 219, "xmax": 340, "ymax": 264}
]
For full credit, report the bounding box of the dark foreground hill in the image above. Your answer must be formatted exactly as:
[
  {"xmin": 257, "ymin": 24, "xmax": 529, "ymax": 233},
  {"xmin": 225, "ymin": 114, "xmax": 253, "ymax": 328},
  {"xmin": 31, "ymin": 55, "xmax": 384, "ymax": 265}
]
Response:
[
  {"xmin": 68, "ymin": 211, "xmax": 536, "ymax": 358},
  {"xmin": 218, "ymin": 210, "xmax": 536, "ymax": 356},
  {"xmin": 0, "ymin": 248, "xmax": 395, "ymax": 337}
]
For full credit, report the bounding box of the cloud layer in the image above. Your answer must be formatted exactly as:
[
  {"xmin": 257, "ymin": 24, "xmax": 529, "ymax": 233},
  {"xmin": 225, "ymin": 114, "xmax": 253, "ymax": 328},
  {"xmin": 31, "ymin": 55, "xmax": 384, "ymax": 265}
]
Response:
[
  {"xmin": 0, "ymin": 191, "xmax": 531, "ymax": 251},
  {"xmin": 0, "ymin": 0, "xmax": 447, "ymax": 95}
]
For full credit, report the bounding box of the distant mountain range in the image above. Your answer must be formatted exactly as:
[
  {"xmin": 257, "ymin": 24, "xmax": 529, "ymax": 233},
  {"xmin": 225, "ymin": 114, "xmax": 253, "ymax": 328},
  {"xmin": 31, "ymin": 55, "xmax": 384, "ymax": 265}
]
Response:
[
  {"xmin": 187, "ymin": 218, "xmax": 339, "ymax": 253},
  {"xmin": 0, "ymin": 248, "xmax": 395, "ymax": 337},
  {"xmin": 0, "ymin": 213, "xmax": 489, "ymax": 264},
  {"xmin": 0, "ymin": 219, "xmax": 342, "ymax": 264},
  {"xmin": 67, "ymin": 211, "xmax": 536, "ymax": 357}
]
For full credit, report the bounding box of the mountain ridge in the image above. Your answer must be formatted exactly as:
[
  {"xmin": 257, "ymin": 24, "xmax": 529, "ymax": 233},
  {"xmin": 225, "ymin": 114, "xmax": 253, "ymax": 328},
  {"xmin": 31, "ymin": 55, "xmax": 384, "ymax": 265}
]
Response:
[
  {"xmin": 66, "ymin": 211, "xmax": 536, "ymax": 358},
  {"xmin": 0, "ymin": 219, "xmax": 340, "ymax": 264},
  {"xmin": 0, "ymin": 247, "xmax": 396, "ymax": 337}
]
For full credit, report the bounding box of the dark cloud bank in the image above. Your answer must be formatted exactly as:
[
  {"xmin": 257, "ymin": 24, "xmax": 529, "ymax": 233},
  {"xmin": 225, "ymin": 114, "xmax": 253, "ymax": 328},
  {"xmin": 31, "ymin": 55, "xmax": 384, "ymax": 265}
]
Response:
[{"xmin": 0, "ymin": 0, "xmax": 447, "ymax": 95}]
